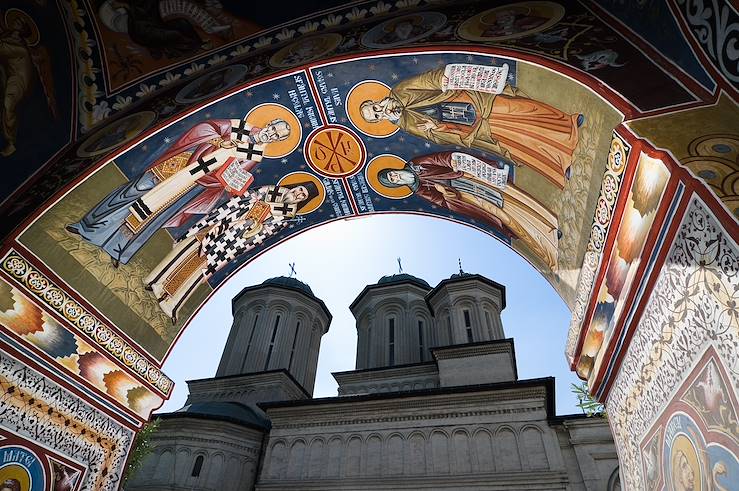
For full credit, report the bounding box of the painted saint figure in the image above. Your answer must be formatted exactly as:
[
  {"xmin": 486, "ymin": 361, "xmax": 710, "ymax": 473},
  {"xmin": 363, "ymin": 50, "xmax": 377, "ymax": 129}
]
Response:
[
  {"xmin": 0, "ymin": 8, "xmax": 57, "ymax": 156},
  {"xmin": 145, "ymin": 182, "xmax": 318, "ymax": 323},
  {"xmin": 377, "ymin": 151, "xmax": 559, "ymax": 270},
  {"xmin": 67, "ymin": 117, "xmax": 291, "ymax": 266},
  {"xmin": 360, "ymin": 64, "xmax": 583, "ymax": 189}
]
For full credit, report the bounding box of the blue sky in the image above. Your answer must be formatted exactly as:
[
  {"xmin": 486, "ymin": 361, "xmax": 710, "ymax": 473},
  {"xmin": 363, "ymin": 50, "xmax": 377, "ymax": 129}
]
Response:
[{"xmin": 159, "ymin": 213, "xmax": 585, "ymax": 415}]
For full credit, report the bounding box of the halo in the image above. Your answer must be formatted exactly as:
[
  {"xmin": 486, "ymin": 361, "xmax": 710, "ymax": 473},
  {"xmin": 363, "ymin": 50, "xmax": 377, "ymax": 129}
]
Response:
[
  {"xmin": 245, "ymin": 103, "xmax": 302, "ymax": 158},
  {"xmin": 457, "ymin": 1, "xmax": 564, "ymax": 42},
  {"xmin": 278, "ymin": 171, "xmax": 325, "ymax": 215},
  {"xmin": 669, "ymin": 433, "xmax": 703, "ymax": 489},
  {"xmin": 77, "ymin": 111, "xmax": 157, "ymax": 157},
  {"xmin": 345, "ymin": 80, "xmax": 398, "ymax": 138},
  {"xmin": 365, "ymin": 154, "xmax": 412, "ymax": 199},
  {"xmin": 0, "ymin": 463, "xmax": 32, "ymax": 490},
  {"xmin": 5, "ymin": 9, "xmax": 40, "ymax": 46}
]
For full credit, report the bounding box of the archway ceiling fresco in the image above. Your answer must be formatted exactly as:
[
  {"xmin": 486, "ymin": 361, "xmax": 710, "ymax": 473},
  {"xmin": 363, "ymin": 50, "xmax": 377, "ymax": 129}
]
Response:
[
  {"xmin": 0, "ymin": 0, "xmax": 736, "ymax": 375},
  {"xmin": 1, "ymin": 0, "xmax": 733, "ymax": 234}
]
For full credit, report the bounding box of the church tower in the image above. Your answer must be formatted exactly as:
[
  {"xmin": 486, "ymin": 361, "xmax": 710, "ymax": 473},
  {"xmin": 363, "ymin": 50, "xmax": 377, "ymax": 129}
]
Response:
[
  {"xmin": 351, "ymin": 273, "xmax": 433, "ymax": 369},
  {"xmin": 426, "ymin": 271, "xmax": 506, "ymax": 345},
  {"xmin": 215, "ymin": 276, "xmax": 331, "ymax": 395}
]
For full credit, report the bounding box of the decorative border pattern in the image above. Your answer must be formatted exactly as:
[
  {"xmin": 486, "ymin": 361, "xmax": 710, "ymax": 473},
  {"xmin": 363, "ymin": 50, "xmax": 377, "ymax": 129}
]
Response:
[
  {"xmin": 1, "ymin": 250, "xmax": 172, "ymax": 395},
  {"xmin": 0, "ymin": 350, "xmax": 134, "ymax": 491},
  {"xmin": 606, "ymin": 194, "xmax": 738, "ymax": 489},
  {"xmin": 565, "ymin": 133, "xmax": 630, "ymax": 362},
  {"xmin": 674, "ymin": 0, "xmax": 739, "ymax": 88}
]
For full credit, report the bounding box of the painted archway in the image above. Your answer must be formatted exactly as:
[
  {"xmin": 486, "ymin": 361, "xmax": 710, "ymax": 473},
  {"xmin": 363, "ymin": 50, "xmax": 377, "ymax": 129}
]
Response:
[{"xmin": 0, "ymin": 0, "xmax": 736, "ymax": 489}]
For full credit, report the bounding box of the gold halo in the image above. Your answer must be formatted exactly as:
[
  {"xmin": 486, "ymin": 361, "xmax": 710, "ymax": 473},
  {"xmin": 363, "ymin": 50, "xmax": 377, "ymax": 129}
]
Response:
[
  {"xmin": 278, "ymin": 171, "xmax": 325, "ymax": 215},
  {"xmin": 245, "ymin": 103, "xmax": 302, "ymax": 158},
  {"xmin": 457, "ymin": 1, "xmax": 564, "ymax": 42},
  {"xmin": 669, "ymin": 433, "xmax": 703, "ymax": 489},
  {"xmin": 0, "ymin": 463, "xmax": 32, "ymax": 490},
  {"xmin": 346, "ymin": 80, "xmax": 398, "ymax": 138},
  {"xmin": 365, "ymin": 154, "xmax": 411, "ymax": 199},
  {"xmin": 5, "ymin": 9, "xmax": 40, "ymax": 46}
]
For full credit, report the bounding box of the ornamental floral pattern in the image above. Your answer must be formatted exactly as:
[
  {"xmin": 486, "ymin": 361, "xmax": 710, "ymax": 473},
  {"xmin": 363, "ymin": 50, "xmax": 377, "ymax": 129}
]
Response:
[
  {"xmin": 566, "ymin": 133, "xmax": 630, "ymax": 362},
  {"xmin": 606, "ymin": 194, "xmax": 739, "ymax": 489},
  {"xmin": 1, "ymin": 251, "xmax": 172, "ymax": 395},
  {"xmin": 0, "ymin": 350, "xmax": 135, "ymax": 491}
]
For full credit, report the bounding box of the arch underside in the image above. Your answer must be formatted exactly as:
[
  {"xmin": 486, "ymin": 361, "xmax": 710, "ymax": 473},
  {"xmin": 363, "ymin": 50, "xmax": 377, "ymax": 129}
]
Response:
[{"xmin": 0, "ymin": 1, "xmax": 736, "ymax": 490}]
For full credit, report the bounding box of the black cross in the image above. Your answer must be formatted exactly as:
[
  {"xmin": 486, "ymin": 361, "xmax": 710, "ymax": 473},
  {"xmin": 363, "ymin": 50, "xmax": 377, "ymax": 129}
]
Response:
[
  {"xmin": 397, "ymin": 257, "xmax": 403, "ymax": 273},
  {"xmin": 267, "ymin": 186, "xmax": 282, "ymax": 202},
  {"xmin": 273, "ymin": 202, "xmax": 293, "ymax": 215},
  {"xmin": 231, "ymin": 119, "xmax": 251, "ymax": 140},
  {"xmin": 288, "ymin": 262, "xmax": 296, "ymax": 278},
  {"xmin": 205, "ymin": 241, "xmax": 232, "ymax": 276},
  {"xmin": 237, "ymin": 142, "xmax": 263, "ymax": 160},
  {"xmin": 189, "ymin": 155, "xmax": 219, "ymax": 176}
]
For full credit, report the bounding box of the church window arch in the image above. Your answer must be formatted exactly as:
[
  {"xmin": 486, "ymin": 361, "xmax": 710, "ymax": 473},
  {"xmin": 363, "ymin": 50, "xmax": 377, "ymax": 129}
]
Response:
[
  {"xmin": 191, "ymin": 454, "xmax": 204, "ymax": 477},
  {"xmin": 264, "ymin": 312, "xmax": 283, "ymax": 370}
]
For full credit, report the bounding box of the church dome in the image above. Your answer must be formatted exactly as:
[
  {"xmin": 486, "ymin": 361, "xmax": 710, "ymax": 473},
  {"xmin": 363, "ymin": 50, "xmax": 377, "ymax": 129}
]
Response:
[
  {"xmin": 377, "ymin": 273, "xmax": 431, "ymax": 288},
  {"xmin": 261, "ymin": 276, "xmax": 315, "ymax": 297}
]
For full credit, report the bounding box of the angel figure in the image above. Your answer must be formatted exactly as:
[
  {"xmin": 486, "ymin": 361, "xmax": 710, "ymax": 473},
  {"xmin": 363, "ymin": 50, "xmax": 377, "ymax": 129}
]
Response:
[{"xmin": 0, "ymin": 8, "xmax": 57, "ymax": 157}]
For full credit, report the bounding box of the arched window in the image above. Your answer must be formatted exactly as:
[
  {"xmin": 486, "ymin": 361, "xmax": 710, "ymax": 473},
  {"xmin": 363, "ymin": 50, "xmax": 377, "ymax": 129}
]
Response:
[
  {"xmin": 240, "ymin": 312, "xmax": 260, "ymax": 372},
  {"xmin": 288, "ymin": 321, "xmax": 301, "ymax": 370},
  {"xmin": 388, "ymin": 317, "xmax": 395, "ymax": 366},
  {"xmin": 264, "ymin": 314, "xmax": 281, "ymax": 370},
  {"xmin": 191, "ymin": 455, "xmax": 204, "ymax": 477},
  {"xmin": 463, "ymin": 309, "xmax": 473, "ymax": 343},
  {"xmin": 418, "ymin": 319, "xmax": 425, "ymax": 361}
]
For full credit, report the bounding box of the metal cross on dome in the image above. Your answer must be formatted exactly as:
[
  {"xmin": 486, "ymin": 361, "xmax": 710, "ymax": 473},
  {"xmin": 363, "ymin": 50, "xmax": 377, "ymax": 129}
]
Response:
[
  {"xmin": 288, "ymin": 262, "xmax": 297, "ymax": 278},
  {"xmin": 397, "ymin": 257, "xmax": 403, "ymax": 274}
]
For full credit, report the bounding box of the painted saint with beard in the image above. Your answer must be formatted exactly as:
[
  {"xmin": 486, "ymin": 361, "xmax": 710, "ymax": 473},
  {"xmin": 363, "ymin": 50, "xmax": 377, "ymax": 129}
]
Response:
[
  {"xmin": 377, "ymin": 151, "xmax": 559, "ymax": 270},
  {"xmin": 144, "ymin": 181, "xmax": 318, "ymax": 322},
  {"xmin": 67, "ymin": 117, "xmax": 291, "ymax": 266},
  {"xmin": 360, "ymin": 64, "xmax": 583, "ymax": 189}
]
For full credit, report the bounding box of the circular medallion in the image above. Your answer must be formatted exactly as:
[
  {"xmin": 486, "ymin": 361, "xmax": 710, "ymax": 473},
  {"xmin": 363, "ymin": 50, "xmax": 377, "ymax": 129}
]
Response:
[
  {"xmin": 0, "ymin": 446, "xmax": 46, "ymax": 491},
  {"xmin": 244, "ymin": 103, "xmax": 302, "ymax": 158},
  {"xmin": 304, "ymin": 125, "xmax": 365, "ymax": 178},
  {"xmin": 270, "ymin": 33, "xmax": 343, "ymax": 68},
  {"xmin": 365, "ymin": 154, "xmax": 412, "ymax": 199},
  {"xmin": 458, "ymin": 2, "xmax": 564, "ymax": 42},
  {"xmin": 278, "ymin": 171, "xmax": 326, "ymax": 215},
  {"xmin": 175, "ymin": 64, "xmax": 248, "ymax": 104},
  {"xmin": 361, "ymin": 12, "xmax": 447, "ymax": 48},
  {"xmin": 77, "ymin": 111, "xmax": 156, "ymax": 157},
  {"xmin": 346, "ymin": 80, "xmax": 398, "ymax": 138}
]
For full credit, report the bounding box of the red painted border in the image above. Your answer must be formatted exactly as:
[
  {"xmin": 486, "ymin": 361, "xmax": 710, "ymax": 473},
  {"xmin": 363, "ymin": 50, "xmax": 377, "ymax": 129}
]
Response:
[{"xmin": 569, "ymin": 128, "xmax": 644, "ymax": 371}]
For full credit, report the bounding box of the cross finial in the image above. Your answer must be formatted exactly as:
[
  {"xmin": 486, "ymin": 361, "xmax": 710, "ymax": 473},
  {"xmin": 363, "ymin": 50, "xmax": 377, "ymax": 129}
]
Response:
[
  {"xmin": 288, "ymin": 262, "xmax": 296, "ymax": 278},
  {"xmin": 397, "ymin": 257, "xmax": 403, "ymax": 274},
  {"xmin": 458, "ymin": 258, "xmax": 464, "ymax": 275}
]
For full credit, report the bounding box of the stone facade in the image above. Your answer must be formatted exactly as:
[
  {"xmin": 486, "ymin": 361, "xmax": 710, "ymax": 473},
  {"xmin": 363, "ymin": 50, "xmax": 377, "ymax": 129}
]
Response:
[{"xmin": 128, "ymin": 274, "xmax": 620, "ymax": 490}]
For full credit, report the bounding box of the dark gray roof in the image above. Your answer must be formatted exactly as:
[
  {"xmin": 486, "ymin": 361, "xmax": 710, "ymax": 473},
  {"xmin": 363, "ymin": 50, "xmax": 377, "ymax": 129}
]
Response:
[
  {"xmin": 165, "ymin": 401, "xmax": 271, "ymax": 430},
  {"xmin": 377, "ymin": 273, "xmax": 431, "ymax": 288},
  {"xmin": 262, "ymin": 276, "xmax": 314, "ymax": 296}
]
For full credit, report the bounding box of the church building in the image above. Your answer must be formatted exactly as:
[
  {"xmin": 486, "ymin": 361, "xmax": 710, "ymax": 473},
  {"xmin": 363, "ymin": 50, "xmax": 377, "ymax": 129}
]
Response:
[{"xmin": 126, "ymin": 272, "xmax": 620, "ymax": 490}]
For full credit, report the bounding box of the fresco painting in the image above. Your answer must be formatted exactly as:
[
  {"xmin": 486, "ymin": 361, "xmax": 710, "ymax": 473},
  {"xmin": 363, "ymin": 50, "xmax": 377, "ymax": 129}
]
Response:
[
  {"xmin": 0, "ymin": 428, "xmax": 87, "ymax": 491},
  {"xmin": 0, "ymin": 2, "xmax": 72, "ymax": 200},
  {"xmin": 628, "ymin": 94, "xmax": 739, "ymax": 219},
  {"xmin": 92, "ymin": 0, "xmax": 261, "ymax": 91},
  {"xmin": 0, "ymin": 276, "xmax": 164, "ymax": 419},
  {"xmin": 19, "ymin": 51, "xmax": 620, "ymax": 362},
  {"xmin": 639, "ymin": 348, "xmax": 739, "ymax": 491},
  {"xmin": 576, "ymin": 152, "xmax": 670, "ymax": 382}
]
